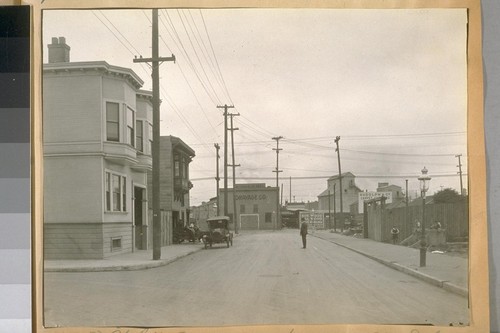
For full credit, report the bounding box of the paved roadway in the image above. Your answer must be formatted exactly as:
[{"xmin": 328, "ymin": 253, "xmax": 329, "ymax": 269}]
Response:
[{"xmin": 44, "ymin": 229, "xmax": 469, "ymax": 328}]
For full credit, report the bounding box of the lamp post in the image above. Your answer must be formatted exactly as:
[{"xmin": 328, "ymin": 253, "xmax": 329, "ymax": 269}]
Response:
[{"xmin": 418, "ymin": 167, "xmax": 431, "ymax": 267}]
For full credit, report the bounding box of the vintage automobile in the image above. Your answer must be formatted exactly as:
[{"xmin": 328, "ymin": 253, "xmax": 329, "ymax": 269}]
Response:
[
  {"xmin": 202, "ymin": 216, "xmax": 233, "ymax": 249},
  {"xmin": 173, "ymin": 225, "xmax": 201, "ymax": 244}
]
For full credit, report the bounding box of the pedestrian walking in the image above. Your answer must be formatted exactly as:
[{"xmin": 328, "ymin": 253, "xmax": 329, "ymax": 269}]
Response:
[
  {"xmin": 391, "ymin": 226, "xmax": 400, "ymax": 244},
  {"xmin": 300, "ymin": 219, "xmax": 308, "ymax": 249}
]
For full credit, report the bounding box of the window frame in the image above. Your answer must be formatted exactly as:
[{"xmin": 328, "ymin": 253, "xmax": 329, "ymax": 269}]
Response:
[
  {"xmin": 105, "ymin": 170, "xmax": 127, "ymax": 213},
  {"xmin": 148, "ymin": 122, "xmax": 153, "ymax": 155},
  {"xmin": 106, "ymin": 101, "xmax": 120, "ymax": 142},
  {"xmin": 126, "ymin": 106, "xmax": 135, "ymax": 147},
  {"xmin": 136, "ymin": 119, "xmax": 143, "ymax": 152}
]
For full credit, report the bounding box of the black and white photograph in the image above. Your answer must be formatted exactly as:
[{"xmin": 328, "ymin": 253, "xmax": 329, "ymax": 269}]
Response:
[{"xmin": 40, "ymin": 3, "xmax": 476, "ymax": 330}]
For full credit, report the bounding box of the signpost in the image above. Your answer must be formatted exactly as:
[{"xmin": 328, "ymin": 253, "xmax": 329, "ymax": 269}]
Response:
[
  {"xmin": 358, "ymin": 192, "xmax": 392, "ymax": 213},
  {"xmin": 299, "ymin": 211, "xmax": 325, "ymax": 229}
]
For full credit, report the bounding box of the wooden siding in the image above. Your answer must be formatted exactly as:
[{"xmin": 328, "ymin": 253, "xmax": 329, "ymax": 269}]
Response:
[
  {"xmin": 44, "ymin": 222, "xmax": 134, "ymax": 259},
  {"xmin": 102, "ymin": 222, "xmax": 133, "ymax": 257},
  {"xmin": 43, "ymin": 74, "xmax": 103, "ymax": 143},
  {"xmin": 44, "ymin": 223, "xmax": 104, "ymax": 259},
  {"xmin": 44, "ymin": 156, "xmax": 103, "ymax": 223}
]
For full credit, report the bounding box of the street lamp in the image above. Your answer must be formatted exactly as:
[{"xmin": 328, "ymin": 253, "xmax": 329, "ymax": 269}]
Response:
[{"xmin": 418, "ymin": 166, "xmax": 431, "ymax": 267}]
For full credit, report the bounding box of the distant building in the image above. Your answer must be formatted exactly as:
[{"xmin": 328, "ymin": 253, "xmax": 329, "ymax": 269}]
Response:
[
  {"xmin": 377, "ymin": 182, "xmax": 404, "ymax": 202},
  {"xmin": 218, "ymin": 183, "xmax": 279, "ymax": 230},
  {"xmin": 43, "ymin": 37, "xmax": 153, "ymax": 259},
  {"xmin": 190, "ymin": 197, "xmax": 218, "ymax": 229},
  {"xmin": 147, "ymin": 136, "xmax": 195, "ymax": 244},
  {"xmin": 318, "ymin": 172, "xmax": 362, "ymax": 212}
]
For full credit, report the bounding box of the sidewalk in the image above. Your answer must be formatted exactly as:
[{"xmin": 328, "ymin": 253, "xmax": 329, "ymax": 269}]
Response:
[
  {"xmin": 44, "ymin": 242, "xmax": 204, "ymax": 273},
  {"xmin": 310, "ymin": 230, "xmax": 468, "ymax": 298}
]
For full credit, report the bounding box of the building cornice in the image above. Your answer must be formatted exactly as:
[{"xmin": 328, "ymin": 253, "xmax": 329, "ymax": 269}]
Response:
[{"xmin": 43, "ymin": 61, "xmax": 144, "ymax": 89}]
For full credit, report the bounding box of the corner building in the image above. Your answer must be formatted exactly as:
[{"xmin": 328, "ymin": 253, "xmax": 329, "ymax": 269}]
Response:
[{"xmin": 43, "ymin": 37, "xmax": 153, "ymax": 259}]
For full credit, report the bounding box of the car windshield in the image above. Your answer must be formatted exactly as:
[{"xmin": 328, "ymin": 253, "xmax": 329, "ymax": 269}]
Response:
[{"xmin": 208, "ymin": 220, "xmax": 227, "ymax": 229}]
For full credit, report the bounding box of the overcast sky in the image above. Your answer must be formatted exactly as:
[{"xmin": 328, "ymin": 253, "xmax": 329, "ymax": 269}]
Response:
[{"xmin": 42, "ymin": 7, "xmax": 468, "ymax": 206}]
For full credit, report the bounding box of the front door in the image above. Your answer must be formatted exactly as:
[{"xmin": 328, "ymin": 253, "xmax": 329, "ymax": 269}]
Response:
[{"xmin": 134, "ymin": 187, "xmax": 145, "ymax": 249}]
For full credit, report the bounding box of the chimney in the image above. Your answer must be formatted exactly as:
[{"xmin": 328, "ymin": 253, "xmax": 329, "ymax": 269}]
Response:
[{"xmin": 48, "ymin": 37, "xmax": 70, "ymax": 63}]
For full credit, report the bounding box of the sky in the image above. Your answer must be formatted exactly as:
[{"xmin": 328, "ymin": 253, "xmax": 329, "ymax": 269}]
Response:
[{"xmin": 42, "ymin": 7, "xmax": 468, "ymax": 206}]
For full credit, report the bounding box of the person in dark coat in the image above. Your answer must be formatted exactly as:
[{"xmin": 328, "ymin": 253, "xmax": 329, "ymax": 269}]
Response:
[
  {"xmin": 300, "ymin": 220, "xmax": 308, "ymax": 248},
  {"xmin": 391, "ymin": 226, "xmax": 400, "ymax": 244}
]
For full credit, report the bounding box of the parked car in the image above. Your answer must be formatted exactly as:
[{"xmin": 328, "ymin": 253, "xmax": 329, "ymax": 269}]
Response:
[
  {"xmin": 202, "ymin": 216, "xmax": 233, "ymax": 249},
  {"xmin": 174, "ymin": 225, "xmax": 201, "ymax": 243}
]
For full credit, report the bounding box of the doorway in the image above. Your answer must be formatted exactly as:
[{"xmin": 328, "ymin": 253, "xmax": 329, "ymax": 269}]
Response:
[{"xmin": 134, "ymin": 187, "xmax": 146, "ymax": 249}]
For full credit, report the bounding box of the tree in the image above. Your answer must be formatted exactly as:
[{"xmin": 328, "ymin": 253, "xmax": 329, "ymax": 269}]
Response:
[{"xmin": 433, "ymin": 188, "xmax": 463, "ymax": 204}]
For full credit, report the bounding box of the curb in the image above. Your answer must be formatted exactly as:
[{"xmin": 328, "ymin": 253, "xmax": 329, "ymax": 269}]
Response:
[
  {"xmin": 311, "ymin": 233, "xmax": 468, "ymax": 298},
  {"xmin": 44, "ymin": 248, "xmax": 203, "ymax": 273}
]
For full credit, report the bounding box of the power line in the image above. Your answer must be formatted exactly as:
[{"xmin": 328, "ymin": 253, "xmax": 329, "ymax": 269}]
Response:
[
  {"xmin": 342, "ymin": 148, "xmax": 462, "ymax": 157},
  {"xmin": 190, "ymin": 173, "xmax": 468, "ymax": 182},
  {"xmin": 186, "ymin": 10, "xmax": 231, "ymax": 103},
  {"xmin": 177, "ymin": 9, "xmax": 222, "ymax": 105},
  {"xmin": 161, "ymin": 10, "xmax": 220, "ymax": 105},
  {"xmin": 100, "ymin": 11, "xmax": 143, "ymax": 56},
  {"xmin": 199, "ymin": 9, "xmax": 234, "ymax": 105},
  {"xmin": 157, "ymin": 13, "xmax": 220, "ymax": 141}
]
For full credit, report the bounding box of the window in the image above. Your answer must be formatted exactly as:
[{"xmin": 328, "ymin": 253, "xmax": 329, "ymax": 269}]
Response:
[
  {"xmin": 111, "ymin": 237, "xmax": 122, "ymax": 251},
  {"xmin": 174, "ymin": 154, "xmax": 180, "ymax": 177},
  {"xmin": 106, "ymin": 102, "xmax": 119, "ymax": 142},
  {"xmin": 240, "ymin": 204, "xmax": 246, "ymax": 214},
  {"xmin": 127, "ymin": 107, "xmax": 135, "ymax": 146},
  {"xmin": 265, "ymin": 212, "xmax": 272, "ymax": 223},
  {"xmin": 136, "ymin": 120, "xmax": 143, "ymax": 152},
  {"xmin": 253, "ymin": 204, "xmax": 259, "ymax": 213},
  {"xmin": 105, "ymin": 171, "xmax": 127, "ymax": 212},
  {"xmin": 122, "ymin": 177, "xmax": 127, "ymax": 211},
  {"xmin": 105, "ymin": 173, "xmax": 111, "ymax": 211},
  {"xmin": 182, "ymin": 157, "xmax": 188, "ymax": 179},
  {"xmin": 112, "ymin": 174, "xmax": 121, "ymax": 211}
]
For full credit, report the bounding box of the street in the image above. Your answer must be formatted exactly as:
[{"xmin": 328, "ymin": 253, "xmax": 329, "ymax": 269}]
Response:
[{"xmin": 44, "ymin": 229, "xmax": 469, "ymax": 327}]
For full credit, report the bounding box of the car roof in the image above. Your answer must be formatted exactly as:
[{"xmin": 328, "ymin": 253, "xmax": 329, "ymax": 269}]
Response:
[{"xmin": 207, "ymin": 216, "xmax": 230, "ymax": 221}]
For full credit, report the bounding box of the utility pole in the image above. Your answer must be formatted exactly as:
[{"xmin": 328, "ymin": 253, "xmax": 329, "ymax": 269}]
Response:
[
  {"xmin": 334, "ymin": 136, "xmax": 343, "ymax": 232},
  {"xmin": 214, "ymin": 143, "xmax": 220, "ymax": 216},
  {"xmin": 456, "ymin": 154, "xmax": 464, "ymax": 195},
  {"xmin": 405, "ymin": 179, "xmax": 409, "ymax": 234},
  {"xmin": 328, "ymin": 189, "xmax": 332, "ymax": 229},
  {"xmin": 134, "ymin": 9, "xmax": 175, "ymax": 260},
  {"xmin": 289, "ymin": 176, "xmax": 292, "ymax": 204},
  {"xmin": 228, "ymin": 113, "xmax": 240, "ymax": 233},
  {"xmin": 333, "ymin": 183, "xmax": 337, "ymax": 231},
  {"xmin": 272, "ymin": 136, "xmax": 283, "ymax": 230},
  {"xmin": 217, "ymin": 104, "xmax": 234, "ymax": 217}
]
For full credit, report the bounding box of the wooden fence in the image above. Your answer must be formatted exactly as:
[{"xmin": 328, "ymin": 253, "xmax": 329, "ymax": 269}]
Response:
[
  {"xmin": 366, "ymin": 200, "xmax": 468, "ymax": 243},
  {"xmin": 147, "ymin": 209, "xmax": 173, "ymax": 247}
]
